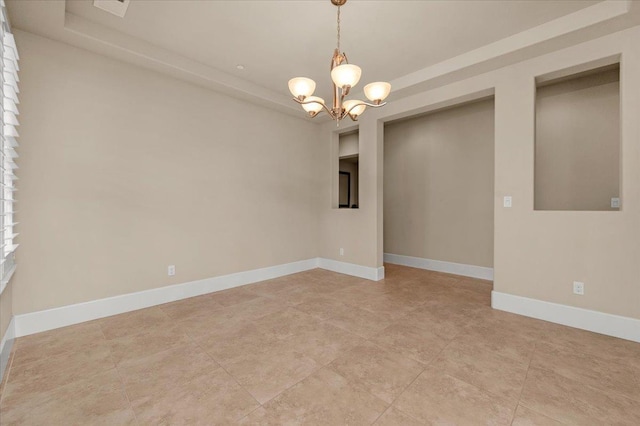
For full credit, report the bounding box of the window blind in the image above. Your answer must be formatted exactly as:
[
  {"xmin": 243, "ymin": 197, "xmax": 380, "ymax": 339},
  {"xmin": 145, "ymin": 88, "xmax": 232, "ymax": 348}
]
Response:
[{"xmin": 0, "ymin": 0, "xmax": 18, "ymax": 295}]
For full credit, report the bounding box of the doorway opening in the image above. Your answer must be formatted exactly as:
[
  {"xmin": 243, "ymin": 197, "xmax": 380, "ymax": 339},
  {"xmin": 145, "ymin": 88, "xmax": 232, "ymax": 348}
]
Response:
[{"xmin": 383, "ymin": 98, "xmax": 495, "ymax": 283}]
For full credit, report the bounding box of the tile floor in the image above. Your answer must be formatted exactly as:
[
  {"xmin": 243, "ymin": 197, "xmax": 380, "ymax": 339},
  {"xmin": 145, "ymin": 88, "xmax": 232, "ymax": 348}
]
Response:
[{"xmin": 1, "ymin": 264, "xmax": 639, "ymax": 425}]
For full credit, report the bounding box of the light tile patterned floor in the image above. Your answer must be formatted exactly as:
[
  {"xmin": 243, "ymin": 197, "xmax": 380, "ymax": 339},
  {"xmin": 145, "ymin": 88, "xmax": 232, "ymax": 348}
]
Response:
[{"xmin": 1, "ymin": 264, "xmax": 639, "ymax": 424}]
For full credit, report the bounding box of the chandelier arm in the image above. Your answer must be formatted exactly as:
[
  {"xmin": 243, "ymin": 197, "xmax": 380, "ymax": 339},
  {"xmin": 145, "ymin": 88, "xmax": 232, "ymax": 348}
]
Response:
[
  {"xmin": 293, "ymin": 97, "xmax": 338, "ymax": 119},
  {"xmin": 339, "ymin": 100, "xmax": 388, "ymax": 120},
  {"xmin": 357, "ymin": 100, "xmax": 387, "ymax": 108}
]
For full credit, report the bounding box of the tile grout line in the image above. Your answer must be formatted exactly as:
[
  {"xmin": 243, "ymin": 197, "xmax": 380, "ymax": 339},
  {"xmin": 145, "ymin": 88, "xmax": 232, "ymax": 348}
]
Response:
[
  {"xmin": 367, "ymin": 324, "xmax": 456, "ymax": 425},
  {"xmin": 509, "ymin": 340, "xmax": 537, "ymax": 426},
  {"xmin": 201, "ymin": 297, "xmax": 396, "ymax": 420},
  {"xmin": 0, "ymin": 341, "xmax": 17, "ymax": 407},
  {"xmin": 98, "ymin": 323, "xmax": 142, "ymax": 426},
  {"xmin": 527, "ymin": 338, "xmax": 640, "ymax": 406},
  {"xmin": 184, "ymin": 329, "xmax": 265, "ymax": 413}
]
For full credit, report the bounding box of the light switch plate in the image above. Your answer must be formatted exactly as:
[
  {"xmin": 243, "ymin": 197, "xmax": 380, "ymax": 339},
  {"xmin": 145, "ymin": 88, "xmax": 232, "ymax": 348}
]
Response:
[{"xmin": 503, "ymin": 196, "xmax": 512, "ymax": 208}]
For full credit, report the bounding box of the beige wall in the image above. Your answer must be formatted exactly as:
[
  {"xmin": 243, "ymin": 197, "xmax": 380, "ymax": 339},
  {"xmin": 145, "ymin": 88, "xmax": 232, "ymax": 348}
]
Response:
[
  {"xmin": 384, "ymin": 99, "xmax": 494, "ymax": 267},
  {"xmin": 320, "ymin": 26, "xmax": 640, "ymax": 320},
  {"xmin": 494, "ymin": 40, "xmax": 638, "ymax": 319},
  {"xmin": 535, "ymin": 68, "xmax": 620, "ymax": 211},
  {"xmin": 319, "ymin": 119, "xmax": 382, "ymax": 265},
  {"xmin": 338, "ymin": 132, "xmax": 359, "ymax": 158},
  {"xmin": 11, "ymin": 30, "xmax": 322, "ymax": 315}
]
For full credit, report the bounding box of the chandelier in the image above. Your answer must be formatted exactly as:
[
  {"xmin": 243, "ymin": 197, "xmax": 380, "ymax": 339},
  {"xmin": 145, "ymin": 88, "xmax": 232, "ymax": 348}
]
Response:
[{"xmin": 288, "ymin": 0, "xmax": 391, "ymax": 125}]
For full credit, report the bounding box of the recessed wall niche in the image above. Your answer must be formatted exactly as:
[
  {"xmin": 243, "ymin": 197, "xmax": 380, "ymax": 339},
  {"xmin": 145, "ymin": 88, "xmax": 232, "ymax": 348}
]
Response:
[
  {"xmin": 535, "ymin": 63, "xmax": 620, "ymax": 211},
  {"xmin": 338, "ymin": 131, "xmax": 359, "ymax": 209}
]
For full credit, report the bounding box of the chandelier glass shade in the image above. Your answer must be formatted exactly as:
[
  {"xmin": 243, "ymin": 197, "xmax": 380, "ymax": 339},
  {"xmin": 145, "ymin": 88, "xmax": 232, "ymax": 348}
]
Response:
[{"xmin": 288, "ymin": 0, "xmax": 390, "ymax": 124}]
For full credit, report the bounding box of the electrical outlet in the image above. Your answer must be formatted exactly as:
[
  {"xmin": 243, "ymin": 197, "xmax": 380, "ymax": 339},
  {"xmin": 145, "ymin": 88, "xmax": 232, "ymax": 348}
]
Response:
[
  {"xmin": 573, "ymin": 281, "xmax": 584, "ymax": 295},
  {"xmin": 168, "ymin": 265, "xmax": 176, "ymax": 276},
  {"xmin": 339, "ymin": 248, "xmax": 344, "ymax": 256},
  {"xmin": 611, "ymin": 197, "xmax": 620, "ymax": 208},
  {"xmin": 503, "ymin": 196, "xmax": 512, "ymax": 208}
]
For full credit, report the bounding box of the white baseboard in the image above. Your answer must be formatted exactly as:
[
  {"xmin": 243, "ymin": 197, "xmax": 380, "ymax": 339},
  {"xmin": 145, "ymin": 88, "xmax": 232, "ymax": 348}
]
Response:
[
  {"xmin": 384, "ymin": 253, "xmax": 493, "ymax": 281},
  {"xmin": 492, "ymin": 291, "xmax": 640, "ymax": 343},
  {"xmin": 318, "ymin": 258, "xmax": 384, "ymax": 281},
  {"xmin": 11, "ymin": 257, "xmax": 384, "ymax": 339},
  {"xmin": 13, "ymin": 258, "xmax": 319, "ymax": 338},
  {"xmin": 0, "ymin": 316, "xmax": 16, "ymax": 381}
]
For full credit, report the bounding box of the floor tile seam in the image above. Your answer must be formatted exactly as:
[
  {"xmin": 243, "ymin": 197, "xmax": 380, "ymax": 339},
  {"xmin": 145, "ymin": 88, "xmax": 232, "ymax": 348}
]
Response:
[
  {"xmin": 523, "ymin": 364, "xmax": 640, "ymax": 416},
  {"xmin": 362, "ymin": 336, "xmax": 438, "ymax": 369},
  {"xmin": 110, "ymin": 365, "xmax": 146, "ymax": 425},
  {"xmin": 220, "ymin": 292, "xmax": 289, "ymax": 311},
  {"xmin": 9, "ymin": 355, "xmax": 119, "ymax": 395},
  {"xmin": 112, "ymin": 333, "xmax": 206, "ymax": 374},
  {"xmin": 253, "ymin": 364, "xmax": 325, "ymax": 408},
  {"xmin": 457, "ymin": 324, "xmax": 541, "ymax": 350},
  {"xmin": 112, "ymin": 361, "xmax": 141, "ymax": 426},
  {"xmin": 425, "ymin": 336, "xmax": 527, "ymax": 410},
  {"xmin": 185, "ymin": 331, "xmax": 263, "ymax": 410},
  {"xmin": 7, "ymin": 340, "xmax": 117, "ymax": 373},
  {"xmin": 289, "ymin": 304, "xmax": 327, "ymax": 320},
  {"xmin": 446, "ymin": 338, "xmax": 537, "ymax": 368},
  {"xmin": 273, "ymin": 320, "xmax": 358, "ymax": 344},
  {"xmin": 531, "ymin": 340, "xmax": 640, "ymax": 376},
  {"xmin": 176, "ymin": 312, "xmax": 262, "ymax": 341},
  {"xmin": 159, "ymin": 304, "xmax": 232, "ymax": 323},
  {"xmin": 319, "ymin": 363, "xmax": 395, "ymax": 417},
  {"xmin": 4, "ymin": 365, "xmax": 123, "ymax": 414},
  {"xmin": 419, "ymin": 333, "xmax": 457, "ymax": 369},
  {"xmin": 510, "ymin": 341, "xmax": 537, "ymax": 425},
  {"xmin": 527, "ymin": 343, "xmax": 640, "ymax": 403},
  {"xmin": 355, "ymin": 302, "xmax": 414, "ymax": 322},
  {"xmin": 100, "ymin": 330, "xmax": 189, "ymax": 363},
  {"xmin": 290, "ymin": 303, "xmax": 366, "ymax": 324},
  {"xmin": 236, "ymin": 404, "xmax": 264, "ymax": 423},
  {"xmin": 317, "ymin": 317, "xmax": 379, "ymax": 340},
  {"xmin": 158, "ymin": 300, "xmax": 227, "ymax": 318},
  {"xmin": 354, "ymin": 305, "xmax": 418, "ymax": 322},
  {"xmin": 99, "ymin": 321, "xmax": 182, "ymax": 342},
  {"xmin": 430, "ymin": 367, "xmax": 521, "ymax": 416},
  {"xmin": 245, "ymin": 282, "xmax": 304, "ymax": 297},
  {"xmin": 0, "ymin": 345, "xmax": 17, "ymax": 406},
  {"xmin": 368, "ymin": 404, "xmax": 392, "ymax": 425},
  {"xmin": 238, "ymin": 304, "xmax": 291, "ymax": 324},
  {"xmin": 516, "ymin": 401, "xmax": 571, "ymax": 425},
  {"xmin": 540, "ymin": 339, "xmax": 640, "ymax": 372},
  {"xmin": 111, "ymin": 360, "xmax": 178, "ymax": 410},
  {"xmin": 366, "ymin": 361, "xmax": 428, "ymax": 425}
]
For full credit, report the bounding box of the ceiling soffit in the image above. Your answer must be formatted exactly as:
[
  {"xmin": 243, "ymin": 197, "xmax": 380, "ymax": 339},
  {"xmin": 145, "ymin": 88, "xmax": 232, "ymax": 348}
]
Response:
[{"xmin": 6, "ymin": 0, "xmax": 639, "ymax": 120}]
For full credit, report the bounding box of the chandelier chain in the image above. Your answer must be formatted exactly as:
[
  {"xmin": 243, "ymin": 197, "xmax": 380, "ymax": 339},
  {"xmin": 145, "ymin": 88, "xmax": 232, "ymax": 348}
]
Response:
[{"xmin": 337, "ymin": 6, "xmax": 341, "ymax": 52}]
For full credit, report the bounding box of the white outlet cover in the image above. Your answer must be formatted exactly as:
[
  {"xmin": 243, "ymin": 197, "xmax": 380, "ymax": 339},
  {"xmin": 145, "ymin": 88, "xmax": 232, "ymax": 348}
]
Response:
[
  {"xmin": 611, "ymin": 197, "xmax": 620, "ymax": 208},
  {"xmin": 168, "ymin": 265, "xmax": 176, "ymax": 276},
  {"xmin": 573, "ymin": 281, "xmax": 584, "ymax": 295},
  {"xmin": 503, "ymin": 196, "xmax": 512, "ymax": 208}
]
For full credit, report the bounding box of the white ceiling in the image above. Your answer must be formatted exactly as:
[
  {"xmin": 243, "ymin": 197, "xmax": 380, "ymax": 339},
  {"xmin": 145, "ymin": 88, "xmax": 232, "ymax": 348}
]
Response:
[{"xmin": 6, "ymin": 1, "xmax": 640, "ymax": 119}]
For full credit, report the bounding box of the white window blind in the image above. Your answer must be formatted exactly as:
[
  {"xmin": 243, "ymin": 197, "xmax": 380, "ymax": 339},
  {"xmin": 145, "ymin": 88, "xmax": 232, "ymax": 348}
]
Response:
[{"xmin": 0, "ymin": 0, "xmax": 18, "ymax": 295}]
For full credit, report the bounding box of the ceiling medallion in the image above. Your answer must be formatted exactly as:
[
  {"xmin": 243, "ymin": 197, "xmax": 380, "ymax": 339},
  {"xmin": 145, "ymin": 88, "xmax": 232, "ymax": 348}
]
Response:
[{"xmin": 288, "ymin": 0, "xmax": 391, "ymax": 125}]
